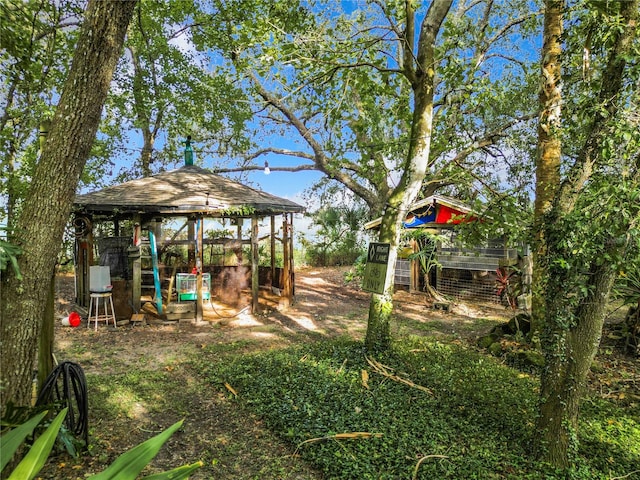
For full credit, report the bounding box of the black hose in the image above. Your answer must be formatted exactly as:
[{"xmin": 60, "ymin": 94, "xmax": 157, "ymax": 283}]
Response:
[{"xmin": 35, "ymin": 361, "xmax": 89, "ymax": 449}]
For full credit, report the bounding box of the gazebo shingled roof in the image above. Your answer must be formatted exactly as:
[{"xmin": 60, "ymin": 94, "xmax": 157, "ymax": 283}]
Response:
[{"xmin": 74, "ymin": 165, "xmax": 304, "ymax": 215}]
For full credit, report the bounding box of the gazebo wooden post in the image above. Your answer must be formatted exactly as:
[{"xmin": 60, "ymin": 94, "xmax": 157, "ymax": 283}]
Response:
[
  {"xmin": 289, "ymin": 213, "xmax": 295, "ymax": 301},
  {"xmin": 187, "ymin": 218, "xmax": 195, "ymax": 270},
  {"xmin": 75, "ymin": 215, "xmax": 93, "ymax": 308},
  {"xmin": 251, "ymin": 216, "xmax": 259, "ymax": 314},
  {"xmin": 236, "ymin": 219, "xmax": 243, "ymax": 264},
  {"xmin": 270, "ymin": 215, "xmax": 276, "ymax": 287},
  {"xmin": 410, "ymin": 238, "xmax": 419, "ymax": 292},
  {"xmin": 131, "ymin": 218, "xmax": 142, "ymax": 313},
  {"xmin": 196, "ymin": 216, "xmax": 204, "ymax": 323},
  {"xmin": 74, "ymin": 218, "xmax": 86, "ymax": 307},
  {"xmin": 281, "ymin": 214, "xmax": 291, "ymax": 309}
]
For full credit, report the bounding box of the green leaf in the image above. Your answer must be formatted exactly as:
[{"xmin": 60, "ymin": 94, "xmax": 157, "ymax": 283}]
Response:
[
  {"xmin": 88, "ymin": 420, "xmax": 184, "ymax": 480},
  {"xmin": 140, "ymin": 461, "xmax": 203, "ymax": 479},
  {"xmin": 0, "ymin": 410, "xmax": 48, "ymax": 472},
  {"xmin": 7, "ymin": 408, "xmax": 67, "ymax": 480}
]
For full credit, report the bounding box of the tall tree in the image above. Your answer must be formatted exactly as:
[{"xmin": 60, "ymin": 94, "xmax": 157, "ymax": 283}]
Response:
[
  {"xmin": 104, "ymin": 0, "xmax": 251, "ymax": 180},
  {"xmin": 364, "ymin": 0, "xmax": 453, "ymax": 350},
  {"xmin": 531, "ymin": 0, "xmax": 563, "ymax": 336},
  {"xmin": 0, "ymin": 0, "xmax": 136, "ymax": 412},
  {"xmin": 194, "ymin": 0, "xmax": 540, "ymax": 350},
  {"xmin": 533, "ymin": 0, "xmax": 639, "ymax": 467}
]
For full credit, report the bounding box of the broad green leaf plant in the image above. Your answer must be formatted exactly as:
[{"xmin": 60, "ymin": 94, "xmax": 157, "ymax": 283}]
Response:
[{"xmin": 0, "ymin": 411, "xmax": 201, "ymax": 480}]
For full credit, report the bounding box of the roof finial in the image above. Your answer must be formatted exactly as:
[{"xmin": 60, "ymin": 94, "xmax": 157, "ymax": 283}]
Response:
[{"xmin": 184, "ymin": 135, "xmax": 193, "ymax": 166}]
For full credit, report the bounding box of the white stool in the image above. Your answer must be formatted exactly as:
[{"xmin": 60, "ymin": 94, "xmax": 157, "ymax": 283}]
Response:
[{"xmin": 88, "ymin": 292, "xmax": 116, "ymax": 331}]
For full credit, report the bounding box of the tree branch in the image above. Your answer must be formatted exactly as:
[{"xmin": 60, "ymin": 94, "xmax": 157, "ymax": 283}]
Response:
[
  {"xmin": 213, "ymin": 164, "xmax": 317, "ymax": 174},
  {"xmin": 558, "ymin": 0, "xmax": 639, "ymax": 212},
  {"xmin": 246, "ymin": 70, "xmax": 381, "ymax": 208}
]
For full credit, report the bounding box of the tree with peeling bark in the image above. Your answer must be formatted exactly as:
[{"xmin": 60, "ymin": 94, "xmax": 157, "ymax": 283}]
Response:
[
  {"xmin": 0, "ymin": 0, "xmax": 136, "ymax": 413},
  {"xmin": 193, "ymin": 0, "xmax": 541, "ymax": 351},
  {"xmin": 532, "ymin": 0, "xmax": 640, "ymax": 468},
  {"xmin": 531, "ymin": 0, "xmax": 563, "ymax": 337}
]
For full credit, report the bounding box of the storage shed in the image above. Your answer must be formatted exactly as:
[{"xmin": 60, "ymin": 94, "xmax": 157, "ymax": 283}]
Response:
[
  {"xmin": 365, "ymin": 195, "xmax": 521, "ymax": 303},
  {"xmin": 72, "ymin": 164, "xmax": 304, "ymax": 322}
]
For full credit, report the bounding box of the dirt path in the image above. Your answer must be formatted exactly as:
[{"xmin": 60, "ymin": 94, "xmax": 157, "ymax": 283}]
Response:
[{"xmin": 53, "ymin": 266, "xmax": 510, "ymax": 371}]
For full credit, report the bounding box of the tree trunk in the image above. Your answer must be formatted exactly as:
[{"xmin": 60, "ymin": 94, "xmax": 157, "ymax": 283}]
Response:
[
  {"xmin": 535, "ymin": 244, "xmax": 622, "ymax": 467},
  {"xmin": 531, "ymin": 0, "xmax": 563, "ymax": 335},
  {"xmin": 0, "ymin": 0, "xmax": 136, "ymax": 413},
  {"xmin": 365, "ymin": 212, "xmax": 400, "ymax": 352},
  {"xmin": 365, "ymin": 0, "xmax": 453, "ymax": 352},
  {"xmin": 141, "ymin": 129, "xmax": 155, "ymax": 177},
  {"xmin": 533, "ymin": 0, "xmax": 638, "ymax": 467},
  {"xmin": 38, "ymin": 273, "xmax": 56, "ymax": 392}
]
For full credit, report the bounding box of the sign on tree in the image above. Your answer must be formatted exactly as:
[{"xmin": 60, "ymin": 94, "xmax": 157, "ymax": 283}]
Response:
[{"xmin": 362, "ymin": 243, "xmax": 390, "ymax": 294}]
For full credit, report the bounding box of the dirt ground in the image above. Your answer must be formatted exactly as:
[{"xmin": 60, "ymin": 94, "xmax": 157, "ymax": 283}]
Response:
[
  {"xmin": 39, "ymin": 266, "xmax": 637, "ymax": 479},
  {"xmin": 51, "ymin": 267, "xmax": 512, "ymax": 377}
]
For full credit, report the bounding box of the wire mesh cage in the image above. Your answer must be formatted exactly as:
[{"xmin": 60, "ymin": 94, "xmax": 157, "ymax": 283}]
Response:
[{"xmin": 176, "ymin": 273, "xmax": 211, "ymax": 301}]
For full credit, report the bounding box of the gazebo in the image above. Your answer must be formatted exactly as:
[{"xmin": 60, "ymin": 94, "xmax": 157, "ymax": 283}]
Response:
[{"xmin": 72, "ymin": 164, "xmax": 304, "ymax": 322}]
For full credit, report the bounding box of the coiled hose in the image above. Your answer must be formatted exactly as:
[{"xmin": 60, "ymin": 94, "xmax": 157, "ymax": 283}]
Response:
[{"xmin": 35, "ymin": 361, "xmax": 89, "ymax": 448}]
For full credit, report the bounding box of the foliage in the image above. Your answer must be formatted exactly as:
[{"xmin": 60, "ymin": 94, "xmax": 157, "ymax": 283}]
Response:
[
  {"xmin": 1, "ymin": 408, "xmax": 68, "ymax": 480},
  {"xmin": 495, "ymin": 266, "xmax": 521, "ymax": 311},
  {"xmin": 196, "ymin": 337, "xmax": 638, "ymax": 479},
  {"xmin": 404, "ymin": 229, "xmax": 444, "ymax": 294},
  {"xmin": 106, "ymin": 0, "xmax": 252, "ymax": 179},
  {"xmin": 1, "ymin": 409, "xmax": 200, "ymax": 480},
  {"xmin": 188, "ymin": 1, "xmax": 540, "ymax": 215},
  {"xmin": 343, "ymin": 253, "xmax": 367, "ymax": 285},
  {"xmin": 0, "ymin": 0, "xmax": 119, "ymax": 221},
  {"xmin": 199, "ymin": 338, "xmax": 616, "ymax": 478},
  {"xmin": 0, "ymin": 227, "xmax": 22, "ymax": 280},
  {"xmin": 613, "ymin": 263, "xmax": 640, "ymax": 309},
  {"xmin": 301, "ymin": 183, "xmax": 367, "ymax": 267}
]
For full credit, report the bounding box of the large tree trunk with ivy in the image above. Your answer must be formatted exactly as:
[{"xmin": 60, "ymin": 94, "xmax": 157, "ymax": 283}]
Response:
[
  {"xmin": 0, "ymin": 0, "xmax": 136, "ymax": 413},
  {"xmin": 365, "ymin": 0, "xmax": 453, "ymax": 352},
  {"xmin": 531, "ymin": 0, "xmax": 563, "ymax": 336},
  {"xmin": 533, "ymin": 0, "xmax": 639, "ymax": 467},
  {"xmin": 535, "ymin": 236, "xmax": 629, "ymax": 466}
]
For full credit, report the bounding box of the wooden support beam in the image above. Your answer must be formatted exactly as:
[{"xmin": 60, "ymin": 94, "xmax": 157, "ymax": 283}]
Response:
[
  {"xmin": 195, "ymin": 217, "xmax": 203, "ymax": 323},
  {"xmin": 281, "ymin": 214, "xmax": 291, "ymax": 309},
  {"xmin": 270, "ymin": 215, "xmax": 276, "ymax": 287},
  {"xmin": 187, "ymin": 218, "xmax": 195, "ymax": 270},
  {"xmin": 251, "ymin": 216, "xmax": 259, "ymax": 314},
  {"xmin": 131, "ymin": 220, "xmax": 141, "ymax": 313},
  {"xmin": 236, "ymin": 220, "xmax": 243, "ymax": 264}
]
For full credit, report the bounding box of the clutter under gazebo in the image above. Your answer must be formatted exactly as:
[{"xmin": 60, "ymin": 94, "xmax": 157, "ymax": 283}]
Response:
[{"xmin": 72, "ymin": 159, "xmax": 304, "ymax": 325}]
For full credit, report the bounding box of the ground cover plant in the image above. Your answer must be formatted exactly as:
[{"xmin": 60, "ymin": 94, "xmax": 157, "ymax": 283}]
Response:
[{"xmin": 198, "ymin": 336, "xmax": 640, "ymax": 479}]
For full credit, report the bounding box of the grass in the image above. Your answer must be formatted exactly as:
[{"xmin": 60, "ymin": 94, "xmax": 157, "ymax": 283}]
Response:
[{"xmin": 195, "ymin": 336, "xmax": 640, "ymax": 480}]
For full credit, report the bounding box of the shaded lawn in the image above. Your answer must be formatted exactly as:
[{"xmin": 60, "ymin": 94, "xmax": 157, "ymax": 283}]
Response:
[
  {"xmin": 39, "ymin": 333, "xmax": 639, "ymax": 479},
  {"xmin": 196, "ymin": 336, "xmax": 640, "ymax": 480}
]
